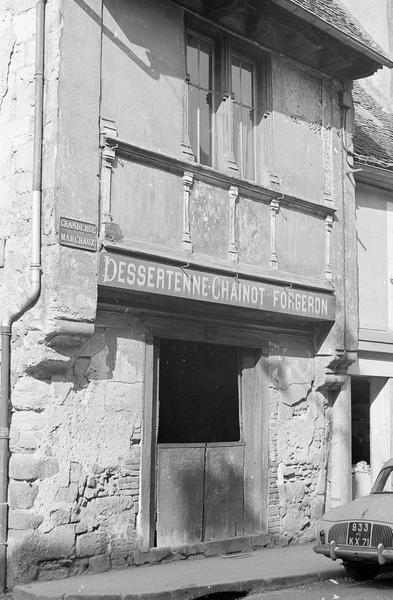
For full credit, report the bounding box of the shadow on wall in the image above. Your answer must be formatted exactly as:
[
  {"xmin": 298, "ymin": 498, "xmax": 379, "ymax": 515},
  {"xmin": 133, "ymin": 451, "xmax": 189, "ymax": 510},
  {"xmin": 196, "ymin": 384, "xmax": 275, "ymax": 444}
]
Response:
[
  {"xmin": 73, "ymin": 0, "xmax": 327, "ymax": 127},
  {"xmin": 73, "ymin": 0, "xmax": 165, "ymax": 80}
]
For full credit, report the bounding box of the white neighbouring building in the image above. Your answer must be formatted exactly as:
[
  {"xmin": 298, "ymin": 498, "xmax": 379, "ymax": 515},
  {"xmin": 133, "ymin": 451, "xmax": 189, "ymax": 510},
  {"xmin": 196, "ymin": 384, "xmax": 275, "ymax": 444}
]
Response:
[{"xmin": 340, "ymin": 0, "xmax": 393, "ymax": 495}]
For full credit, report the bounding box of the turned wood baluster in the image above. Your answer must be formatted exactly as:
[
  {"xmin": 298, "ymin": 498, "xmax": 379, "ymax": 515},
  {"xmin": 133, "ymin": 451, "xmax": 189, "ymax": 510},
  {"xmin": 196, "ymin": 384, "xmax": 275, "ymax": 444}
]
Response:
[
  {"xmin": 99, "ymin": 117, "xmax": 118, "ymax": 238},
  {"xmin": 182, "ymin": 171, "xmax": 194, "ymax": 252},
  {"xmin": 325, "ymin": 214, "xmax": 334, "ymax": 279},
  {"xmin": 270, "ymin": 198, "xmax": 280, "ymax": 270},
  {"xmin": 228, "ymin": 185, "xmax": 239, "ymax": 263}
]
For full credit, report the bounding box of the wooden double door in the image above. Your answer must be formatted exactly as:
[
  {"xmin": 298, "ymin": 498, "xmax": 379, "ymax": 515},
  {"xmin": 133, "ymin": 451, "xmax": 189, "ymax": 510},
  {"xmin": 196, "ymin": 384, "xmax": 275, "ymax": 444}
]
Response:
[
  {"xmin": 153, "ymin": 338, "xmax": 267, "ymax": 547},
  {"xmin": 157, "ymin": 442, "xmax": 245, "ymax": 544}
]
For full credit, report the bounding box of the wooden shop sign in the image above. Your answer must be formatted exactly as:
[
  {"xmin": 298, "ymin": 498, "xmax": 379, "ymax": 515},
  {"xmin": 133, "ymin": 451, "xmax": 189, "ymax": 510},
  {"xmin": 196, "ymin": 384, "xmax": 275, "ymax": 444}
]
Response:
[
  {"xmin": 59, "ymin": 217, "xmax": 97, "ymax": 252},
  {"xmin": 98, "ymin": 252, "xmax": 336, "ymax": 321}
]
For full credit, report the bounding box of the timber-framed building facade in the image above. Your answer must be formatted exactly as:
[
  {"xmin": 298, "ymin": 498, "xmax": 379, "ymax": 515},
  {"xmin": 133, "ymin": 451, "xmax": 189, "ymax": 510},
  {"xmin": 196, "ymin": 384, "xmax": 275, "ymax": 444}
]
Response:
[{"xmin": 0, "ymin": 0, "xmax": 392, "ymax": 588}]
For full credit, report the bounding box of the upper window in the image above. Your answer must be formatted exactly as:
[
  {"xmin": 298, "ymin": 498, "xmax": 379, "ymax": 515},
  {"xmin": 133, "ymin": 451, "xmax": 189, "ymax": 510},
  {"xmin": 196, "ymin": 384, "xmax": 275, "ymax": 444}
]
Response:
[
  {"xmin": 232, "ymin": 53, "xmax": 256, "ymax": 181},
  {"xmin": 186, "ymin": 32, "xmax": 214, "ymax": 166},
  {"xmin": 186, "ymin": 27, "xmax": 266, "ymax": 181}
]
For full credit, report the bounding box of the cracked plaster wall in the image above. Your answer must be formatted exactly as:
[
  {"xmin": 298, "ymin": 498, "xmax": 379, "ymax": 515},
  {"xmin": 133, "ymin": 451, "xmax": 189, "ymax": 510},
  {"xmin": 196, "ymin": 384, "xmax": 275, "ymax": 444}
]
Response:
[
  {"xmin": 0, "ymin": 0, "xmax": 101, "ymax": 361},
  {"xmin": 0, "ymin": 0, "xmax": 39, "ymax": 312},
  {"xmin": 272, "ymin": 56, "xmax": 342, "ymax": 204},
  {"xmin": 0, "ymin": 0, "xmax": 63, "ymax": 321}
]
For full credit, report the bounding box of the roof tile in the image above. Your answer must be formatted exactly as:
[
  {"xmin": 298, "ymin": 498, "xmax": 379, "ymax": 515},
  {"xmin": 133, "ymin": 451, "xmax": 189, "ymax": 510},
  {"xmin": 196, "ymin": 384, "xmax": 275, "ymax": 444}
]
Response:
[
  {"xmin": 353, "ymin": 82, "xmax": 393, "ymax": 169},
  {"xmin": 282, "ymin": 0, "xmax": 391, "ymax": 63}
]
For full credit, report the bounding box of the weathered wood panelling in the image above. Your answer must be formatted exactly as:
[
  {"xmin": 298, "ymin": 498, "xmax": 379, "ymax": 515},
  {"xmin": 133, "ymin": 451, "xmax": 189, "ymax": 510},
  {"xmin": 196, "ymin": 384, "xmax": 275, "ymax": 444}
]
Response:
[
  {"xmin": 237, "ymin": 197, "xmax": 271, "ymax": 268},
  {"xmin": 156, "ymin": 445, "xmax": 205, "ymax": 546},
  {"xmin": 109, "ymin": 155, "xmax": 330, "ymax": 283},
  {"xmin": 276, "ymin": 207, "xmax": 326, "ymax": 278},
  {"xmin": 242, "ymin": 349, "xmax": 268, "ymax": 535},
  {"xmin": 111, "ymin": 161, "xmax": 183, "ymax": 248},
  {"xmin": 203, "ymin": 444, "xmax": 245, "ymax": 540},
  {"xmin": 190, "ymin": 181, "xmax": 230, "ymax": 260}
]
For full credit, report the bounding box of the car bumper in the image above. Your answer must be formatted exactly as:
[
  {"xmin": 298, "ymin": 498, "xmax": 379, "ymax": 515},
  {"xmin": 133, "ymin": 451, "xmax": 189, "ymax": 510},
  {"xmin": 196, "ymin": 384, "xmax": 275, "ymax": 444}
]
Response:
[{"xmin": 314, "ymin": 541, "xmax": 393, "ymax": 565}]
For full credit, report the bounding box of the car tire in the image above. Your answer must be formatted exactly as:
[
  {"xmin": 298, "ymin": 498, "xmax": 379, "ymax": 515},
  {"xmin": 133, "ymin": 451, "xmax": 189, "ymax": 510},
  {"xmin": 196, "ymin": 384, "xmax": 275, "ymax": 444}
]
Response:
[{"xmin": 343, "ymin": 561, "xmax": 380, "ymax": 580}]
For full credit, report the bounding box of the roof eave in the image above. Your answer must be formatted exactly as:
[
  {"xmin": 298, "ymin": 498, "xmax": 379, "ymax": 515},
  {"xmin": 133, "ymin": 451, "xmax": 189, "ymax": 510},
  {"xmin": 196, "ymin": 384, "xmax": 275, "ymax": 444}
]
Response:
[
  {"xmin": 272, "ymin": 0, "xmax": 393, "ymax": 71},
  {"xmin": 354, "ymin": 161, "xmax": 393, "ymax": 190}
]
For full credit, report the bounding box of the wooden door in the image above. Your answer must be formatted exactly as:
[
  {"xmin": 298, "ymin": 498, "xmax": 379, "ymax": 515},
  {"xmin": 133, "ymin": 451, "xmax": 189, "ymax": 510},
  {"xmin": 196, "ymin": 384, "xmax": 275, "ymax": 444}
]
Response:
[
  {"xmin": 203, "ymin": 443, "xmax": 245, "ymax": 540},
  {"xmin": 154, "ymin": 339, "xmax": 264, "ymax": 547},
  {"xmin": 156, "ymin": 442, "xmax": 245, "ymax": 546},
  {"xmin": 156, "ymin": 444, "xmax": 205, "ymax": 545}
]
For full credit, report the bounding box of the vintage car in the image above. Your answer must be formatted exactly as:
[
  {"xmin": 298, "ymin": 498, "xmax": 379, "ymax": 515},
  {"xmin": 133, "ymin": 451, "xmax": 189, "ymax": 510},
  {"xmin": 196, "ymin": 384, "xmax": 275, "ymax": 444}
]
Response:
[{"xmin": 314, "ymin": 458, "xmax": 393, "ymax": 580}]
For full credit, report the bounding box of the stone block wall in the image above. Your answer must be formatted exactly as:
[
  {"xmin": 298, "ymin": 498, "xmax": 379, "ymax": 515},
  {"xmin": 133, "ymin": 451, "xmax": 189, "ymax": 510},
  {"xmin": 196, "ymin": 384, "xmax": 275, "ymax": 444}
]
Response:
[
  {"xmin": 267, "ymin": 338, "xmax": 330, "ymax": 543},
  {"xmin": 6, "ymin": 310, "xmax": 332, "ymax": 585},
  {"xmin": 7, "ymin": 313, "xmax": 145, "ymax": 586}
]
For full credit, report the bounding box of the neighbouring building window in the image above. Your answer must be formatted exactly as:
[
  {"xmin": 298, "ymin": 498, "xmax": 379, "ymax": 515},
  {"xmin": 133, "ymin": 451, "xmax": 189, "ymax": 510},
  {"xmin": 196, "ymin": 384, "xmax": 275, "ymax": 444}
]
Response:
[{"xmin": 186, "ymin": 26, "xmax": 267, "ymax": 180}]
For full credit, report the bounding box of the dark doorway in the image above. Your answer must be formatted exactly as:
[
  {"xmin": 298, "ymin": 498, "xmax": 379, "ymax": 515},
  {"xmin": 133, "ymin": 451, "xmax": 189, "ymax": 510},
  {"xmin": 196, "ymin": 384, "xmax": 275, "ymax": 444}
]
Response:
[
  {"xmin": 351, "ymin": 377, "xmax": 370, "ymax": 465},
  {"xmin": 156, "ymin": 338, "xmax": 244, "ymax": 546},
  {"xmin": 154, "ymin": 339, "xmax": 266, "ymax": 548}
]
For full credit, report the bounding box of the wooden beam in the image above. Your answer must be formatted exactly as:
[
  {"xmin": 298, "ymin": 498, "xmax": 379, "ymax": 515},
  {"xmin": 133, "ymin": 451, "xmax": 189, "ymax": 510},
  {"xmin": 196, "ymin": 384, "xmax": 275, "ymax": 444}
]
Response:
[
  {"xmin": 203, "ymin": 0, "xmax": 243, "ymax": 19},
  {"xmin": 320, "ymin": 53, "xmax": 353, "ymax": 72}
]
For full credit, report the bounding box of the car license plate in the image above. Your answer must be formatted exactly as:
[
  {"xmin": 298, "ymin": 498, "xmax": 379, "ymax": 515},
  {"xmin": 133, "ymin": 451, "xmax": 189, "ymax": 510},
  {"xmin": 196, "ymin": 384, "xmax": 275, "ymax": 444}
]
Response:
[{"xmin": 347, "ymin": 522, "xmax": 372, "ymax": 546}]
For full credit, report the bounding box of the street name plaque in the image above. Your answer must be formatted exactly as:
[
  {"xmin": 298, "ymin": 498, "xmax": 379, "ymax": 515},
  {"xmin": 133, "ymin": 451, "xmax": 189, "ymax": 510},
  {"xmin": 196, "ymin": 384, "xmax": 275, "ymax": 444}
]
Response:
[
  {"xmin": 98, "ymin": 252, "xmax": 336, "ymax": 321},
  {"xmin": 59, "ymin": 217, "xmax": 97, "ymax": 252}
]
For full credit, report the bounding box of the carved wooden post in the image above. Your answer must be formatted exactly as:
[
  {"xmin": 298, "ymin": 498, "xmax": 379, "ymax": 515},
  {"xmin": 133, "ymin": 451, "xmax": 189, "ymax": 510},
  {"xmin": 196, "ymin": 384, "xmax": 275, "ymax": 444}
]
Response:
[
  {"xmin": 270, "ymin": 198, "xmax": 280, "ymax": 269},
  {"xmin": 100, "ymin": 117, "xmax": 117, "ymax": 238},
  {"xmin": 228, "ymin": 185, "xmax": 239, "ymax": 263},
  {"xmin": 264, "ymin": 107, "xmax": 280, "ymax": 191},
  {"xmin": 325, "ymin": 214, "xmax": 334, "ymax": 279},
  {"xmin": 222, "ymin": 39, "xmax": 239, "ymax": 175},
  {"xmin": 181, "ymin": 51, "xmax": 195, "ymax": 161},
  {"xmin": 182, "ymin": 171, "xmax": 194, "ymax": 252},
  {"xmin": 258, "ymin": 53, "xmax": 279, "ymax": 189},
  {"xmin": 322, "ymin": 80, "xmax": 334, "ymax": 203}
]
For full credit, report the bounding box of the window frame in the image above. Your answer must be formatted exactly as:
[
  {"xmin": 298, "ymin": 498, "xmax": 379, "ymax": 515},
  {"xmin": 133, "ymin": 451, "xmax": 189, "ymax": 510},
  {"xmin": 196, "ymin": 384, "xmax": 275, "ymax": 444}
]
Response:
[
  {"xmin": 184, "ymin": 17, "xmax": 271, "ymax": 183},
  {"xmin": 231, "ymin": 48, "xmax": 258, "ymax": 180},
  {"xmin": 186, "ymin": 29, "xmax": 216, "ymax": 167}
]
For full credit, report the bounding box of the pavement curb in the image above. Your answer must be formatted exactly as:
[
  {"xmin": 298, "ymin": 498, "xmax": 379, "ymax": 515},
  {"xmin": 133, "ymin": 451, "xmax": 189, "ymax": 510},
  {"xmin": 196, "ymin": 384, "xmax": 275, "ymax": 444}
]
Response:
[{"xmin": 13, "ymin": 567, "xmax": 346, "ymax": 600}]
